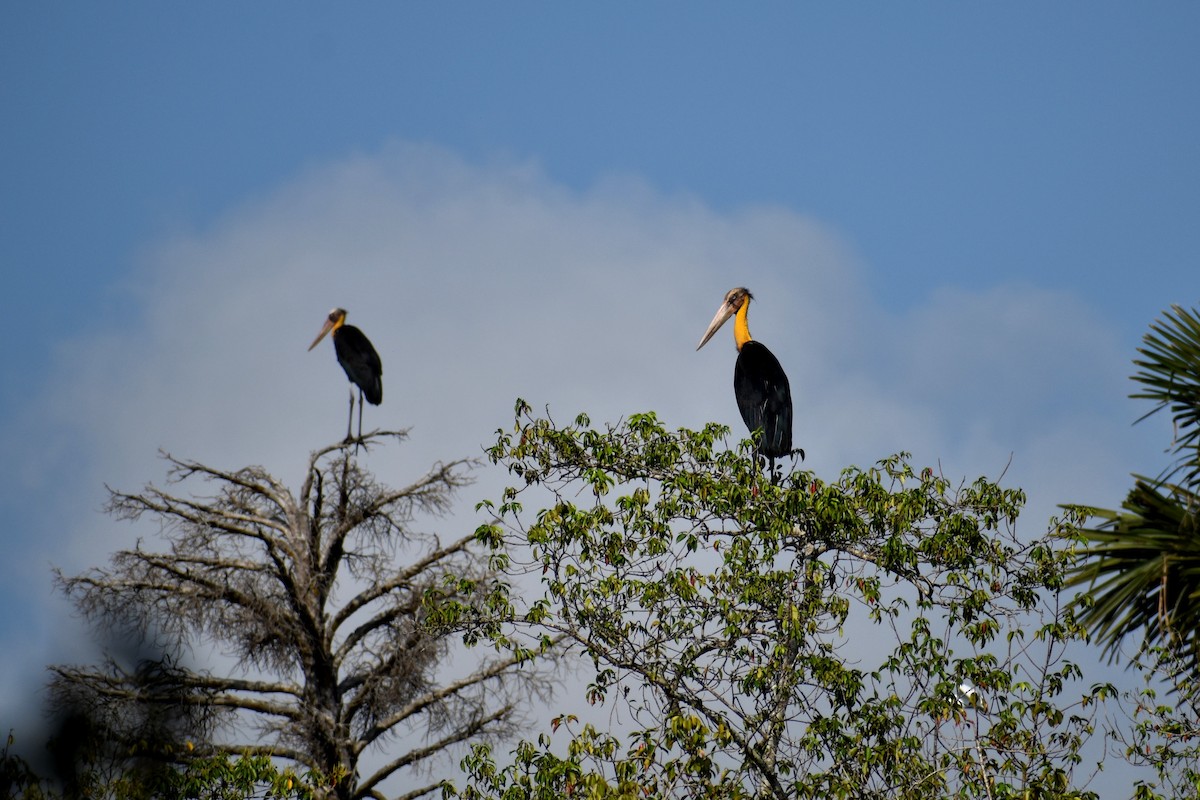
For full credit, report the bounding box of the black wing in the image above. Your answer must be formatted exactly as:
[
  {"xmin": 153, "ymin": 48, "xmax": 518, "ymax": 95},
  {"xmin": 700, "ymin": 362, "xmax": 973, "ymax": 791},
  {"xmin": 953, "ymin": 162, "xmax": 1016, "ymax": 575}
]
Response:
[
  {"xmin": 333, "ymin": 325, "xmax": 383, "ymax": 405},
  {"xmin": 734, "ymin": 340, "xmax": 792, "ymax": 458}
]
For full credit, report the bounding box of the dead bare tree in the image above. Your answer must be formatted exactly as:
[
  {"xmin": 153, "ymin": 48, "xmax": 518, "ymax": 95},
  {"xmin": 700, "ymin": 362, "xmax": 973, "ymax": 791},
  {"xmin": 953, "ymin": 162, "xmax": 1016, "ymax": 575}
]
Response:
[{"xmin": 52, "ymin": 431, "xmax": 555, "ymax": 800}]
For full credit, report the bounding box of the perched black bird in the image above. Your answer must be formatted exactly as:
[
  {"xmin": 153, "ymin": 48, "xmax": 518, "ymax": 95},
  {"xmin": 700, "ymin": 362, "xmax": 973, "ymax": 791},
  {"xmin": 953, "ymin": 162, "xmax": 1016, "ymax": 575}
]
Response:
[
  {"xmin": 696, "ymin": 287, "xmax": 802, "ymax": 474},
  {"xmin": 308, "ymin": 307, "xmax": 382, "ymax": 443}
]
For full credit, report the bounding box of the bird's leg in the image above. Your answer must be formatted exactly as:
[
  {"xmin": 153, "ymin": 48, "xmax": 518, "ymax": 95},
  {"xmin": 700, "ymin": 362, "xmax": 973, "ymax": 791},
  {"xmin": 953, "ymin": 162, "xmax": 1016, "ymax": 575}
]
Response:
[
  {"xmin": 357, "ymin": 388, "xmax": 365, "ymax": 443},
  {"xmin": 344, "ymin": 386, "xmax": 356, "ymax": 445}
]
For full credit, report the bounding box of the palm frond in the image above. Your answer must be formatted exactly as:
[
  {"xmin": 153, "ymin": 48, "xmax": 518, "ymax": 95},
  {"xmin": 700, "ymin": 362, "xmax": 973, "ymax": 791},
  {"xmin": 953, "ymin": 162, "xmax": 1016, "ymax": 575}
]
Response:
[
  {"xmin": 1131, "ymin": 304, "xmax": 1200, "ymax": 490},
  {"xmin": 1066, "ymin": 478, "xmax": 1200, "ymax": 669}
]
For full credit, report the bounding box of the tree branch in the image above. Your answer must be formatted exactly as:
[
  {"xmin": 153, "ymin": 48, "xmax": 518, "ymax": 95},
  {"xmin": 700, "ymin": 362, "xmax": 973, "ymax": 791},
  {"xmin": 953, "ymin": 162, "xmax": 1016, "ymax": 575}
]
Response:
[
  {"xmin": 333, "ymin": 532, "xmax": 476, "ymax": 631},
  {"xmin": 354, "ymin": 704, "xmax": 512, "ymax": 798}
]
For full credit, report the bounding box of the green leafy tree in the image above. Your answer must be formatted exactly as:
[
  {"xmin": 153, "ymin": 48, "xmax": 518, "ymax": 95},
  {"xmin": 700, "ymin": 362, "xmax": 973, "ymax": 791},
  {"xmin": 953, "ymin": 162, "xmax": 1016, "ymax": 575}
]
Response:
[
  {"xmin": 51, "ymin": 432, "xmax": 557, "ymax": 800},
  {"xmin": 435, "ymin": 402, "xmax": 1107, "ymax": 799},
  {"xmin": 1102, "ymin": 646, "xmax": 1200, "ymax": 800}
]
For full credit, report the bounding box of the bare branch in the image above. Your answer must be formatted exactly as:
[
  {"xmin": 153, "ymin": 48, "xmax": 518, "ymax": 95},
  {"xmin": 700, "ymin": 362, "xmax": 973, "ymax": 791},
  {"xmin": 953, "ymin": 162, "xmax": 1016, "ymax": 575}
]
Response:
[
  {"xmin": 333, "ymin": 531, "xmax": 476, "ymax": 635},
  {"xmin": 355, "ymin": 704, "xmax": 513, "ymax": 798},
  {"xmin": 356, "ymin": 644, "xmax": 542, "ymax": 749},
  {"xmin": 389, "ymin": 782, "xmax": 442, "ymax": 800}
]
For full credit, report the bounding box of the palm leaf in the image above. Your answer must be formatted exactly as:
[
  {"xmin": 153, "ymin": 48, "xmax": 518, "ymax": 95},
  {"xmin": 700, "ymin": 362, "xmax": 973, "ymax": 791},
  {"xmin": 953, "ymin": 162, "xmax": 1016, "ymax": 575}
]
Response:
[
  {"xmin": 1066, "ymin": 478, "xmax": 1200, "ymax": 669},
  {"xmin": 1131, "ymin": 304, "xmax": 1200, "ymax": 490}
]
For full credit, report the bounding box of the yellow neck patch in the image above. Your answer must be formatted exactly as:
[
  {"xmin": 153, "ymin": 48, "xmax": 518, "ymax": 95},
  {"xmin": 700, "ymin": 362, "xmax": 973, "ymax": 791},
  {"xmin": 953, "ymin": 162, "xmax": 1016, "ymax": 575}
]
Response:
[{"xmin": 734, "ymin": 298, "xmax": 752, "ymax": 350}]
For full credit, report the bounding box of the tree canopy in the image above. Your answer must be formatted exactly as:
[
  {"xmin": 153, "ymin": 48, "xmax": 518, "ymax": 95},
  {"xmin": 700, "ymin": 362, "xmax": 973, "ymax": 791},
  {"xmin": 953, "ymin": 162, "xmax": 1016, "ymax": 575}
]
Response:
[{"xmin": 436, "ymin": 401, "xmax": 1107, "ymax": 799}]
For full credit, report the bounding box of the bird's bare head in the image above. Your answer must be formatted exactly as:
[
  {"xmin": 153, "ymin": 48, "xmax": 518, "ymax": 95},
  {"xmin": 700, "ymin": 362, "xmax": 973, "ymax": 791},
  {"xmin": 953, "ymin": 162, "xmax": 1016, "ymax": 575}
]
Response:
[
  {"xmin": 696, "ymin": 288, "xmax": 752, "ymax": 350},
  {"xmin": 308, "ymin": 308, "xmax": 349, "ymax": 351}
]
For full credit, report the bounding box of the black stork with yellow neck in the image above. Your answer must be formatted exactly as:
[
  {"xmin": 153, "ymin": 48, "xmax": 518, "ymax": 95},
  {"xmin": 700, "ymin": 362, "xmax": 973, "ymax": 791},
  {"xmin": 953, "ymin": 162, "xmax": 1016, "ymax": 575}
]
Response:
[
  {"xmin": 696, "ymin": 287, "xmax": 802, "ymax": 474},
  {"xmin": 308, "ymin": 307, "xmax": 382, "ymax": 444}
]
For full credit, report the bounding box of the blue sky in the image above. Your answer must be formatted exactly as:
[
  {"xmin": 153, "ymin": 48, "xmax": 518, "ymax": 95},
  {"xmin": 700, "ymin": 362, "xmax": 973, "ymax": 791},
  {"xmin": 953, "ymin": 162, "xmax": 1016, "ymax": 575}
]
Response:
[{"xmin": 2, "ymin": 3, "xmax": 1198, "ymax": 795}]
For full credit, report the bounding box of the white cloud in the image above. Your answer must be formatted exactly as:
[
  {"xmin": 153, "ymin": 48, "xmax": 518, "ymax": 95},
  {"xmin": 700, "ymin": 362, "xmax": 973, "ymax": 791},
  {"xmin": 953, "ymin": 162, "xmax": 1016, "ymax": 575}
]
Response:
[{"xmin": 0, "ymin": 141, "xmax": 1157, "ymax": 788}]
